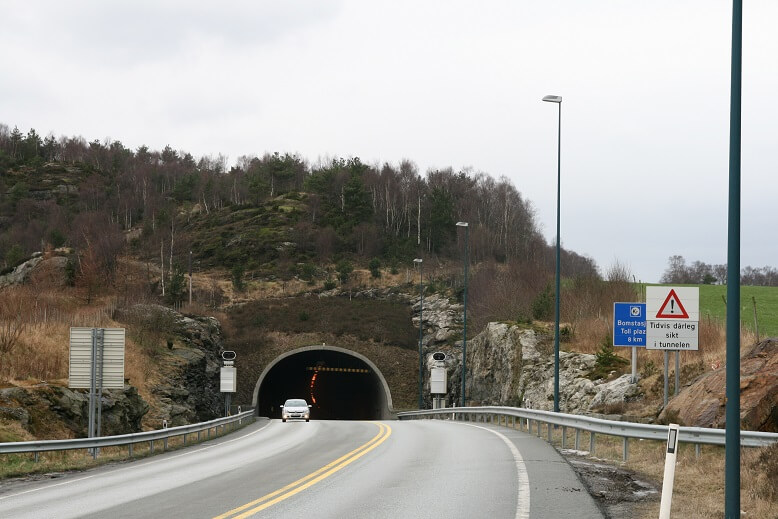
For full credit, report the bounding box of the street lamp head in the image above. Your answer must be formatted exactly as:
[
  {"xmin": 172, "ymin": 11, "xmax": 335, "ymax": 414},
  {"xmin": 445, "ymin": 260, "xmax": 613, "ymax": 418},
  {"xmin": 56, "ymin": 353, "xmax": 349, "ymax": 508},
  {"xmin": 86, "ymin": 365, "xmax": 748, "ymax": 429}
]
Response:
[
  {"xmin": 542, "ymin": 95, "xmax": 562, "ymax": 103},
  {"xmin": 456, "ymin": 222, "xmax": 469, "ymax": 227},
  {"xmin": 413, "ymin": 258, "xmax": 423, "ymax": 264}
]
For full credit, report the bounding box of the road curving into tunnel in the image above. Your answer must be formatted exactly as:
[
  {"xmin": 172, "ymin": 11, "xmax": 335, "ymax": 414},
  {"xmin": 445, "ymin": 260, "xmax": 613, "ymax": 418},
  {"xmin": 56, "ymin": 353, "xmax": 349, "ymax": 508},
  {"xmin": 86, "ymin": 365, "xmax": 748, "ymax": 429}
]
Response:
[{"xmin": 252, "ymin": 345, "xmax": 395, "ymax": 420}]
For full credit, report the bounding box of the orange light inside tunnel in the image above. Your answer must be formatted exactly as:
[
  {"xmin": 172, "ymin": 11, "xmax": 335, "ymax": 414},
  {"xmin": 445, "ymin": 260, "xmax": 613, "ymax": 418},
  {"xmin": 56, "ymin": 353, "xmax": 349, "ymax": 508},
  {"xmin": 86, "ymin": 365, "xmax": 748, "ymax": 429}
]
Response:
[{"xmin": 309, "ymin": 372, "xmax": 318, "ymax": 405}]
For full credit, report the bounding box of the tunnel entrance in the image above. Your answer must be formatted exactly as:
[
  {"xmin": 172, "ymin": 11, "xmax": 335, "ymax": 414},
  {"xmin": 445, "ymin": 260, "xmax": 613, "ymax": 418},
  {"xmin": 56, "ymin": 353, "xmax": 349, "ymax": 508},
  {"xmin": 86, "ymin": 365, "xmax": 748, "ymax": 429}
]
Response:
[{"xmin": 252, "ymin": 346, "xmax": 394, "ymax": 420}]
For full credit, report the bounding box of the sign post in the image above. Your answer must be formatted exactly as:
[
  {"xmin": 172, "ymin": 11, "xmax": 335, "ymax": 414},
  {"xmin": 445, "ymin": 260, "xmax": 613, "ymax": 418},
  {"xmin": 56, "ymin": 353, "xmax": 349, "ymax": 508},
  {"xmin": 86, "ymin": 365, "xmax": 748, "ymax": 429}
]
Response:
[
  {"xmin": 646, "ymin": 287, "xmax": 699, "ymax": 406},
  {"xmin": 613, "ymin": 303, "xmax": 646, "ymax": 383},
  {"xmin": 70, "ymin": 327, "xmax": 125, "ymax": 456}
]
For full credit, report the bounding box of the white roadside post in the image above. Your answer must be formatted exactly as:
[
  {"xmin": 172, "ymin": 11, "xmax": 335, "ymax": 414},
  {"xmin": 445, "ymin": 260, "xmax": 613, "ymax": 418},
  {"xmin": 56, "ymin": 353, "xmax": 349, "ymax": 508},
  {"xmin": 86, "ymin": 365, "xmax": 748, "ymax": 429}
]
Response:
[{"xmin": 659, "ymin": 423, "xmax": 681, "ymax": 519}]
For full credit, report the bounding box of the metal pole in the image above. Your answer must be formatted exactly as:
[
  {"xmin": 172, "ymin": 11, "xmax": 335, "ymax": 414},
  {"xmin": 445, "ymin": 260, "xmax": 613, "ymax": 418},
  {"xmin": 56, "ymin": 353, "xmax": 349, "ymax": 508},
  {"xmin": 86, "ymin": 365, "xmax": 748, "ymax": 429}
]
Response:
[
  {"xmin": 461, "ymin": 225, "xmax": 468, "ymax": 408},
  {"xmin": 725, "ymin": 1, "xmax": 742, "ymax": 516},
  {"xmin": 663, "ymin": 351, "xmax": 669, "ymax": 408},
  {"xmin": 553, "ymin": 101, "xmax": 562, "ymax": 413},
  {"xmin": 418, "ymin": 260, "xmax": 424, "ymax": 409},
  {"xmin": 674, "ymin": 351, "xmax": 680, "ymax": 396},
  {"xmin": 188, "ymin": 250, "xmax": 193, "ymax": 305},
  {"xmin": 88, "ymin": 328, "xmax": 97, "ymax": 440},
  {"xmin": 631, "ymin": 346, "xmax": 637, "ymax": 383},
  {"xmin": 97, "ymin": 329, "xmax": 104, "ymax": 440}
]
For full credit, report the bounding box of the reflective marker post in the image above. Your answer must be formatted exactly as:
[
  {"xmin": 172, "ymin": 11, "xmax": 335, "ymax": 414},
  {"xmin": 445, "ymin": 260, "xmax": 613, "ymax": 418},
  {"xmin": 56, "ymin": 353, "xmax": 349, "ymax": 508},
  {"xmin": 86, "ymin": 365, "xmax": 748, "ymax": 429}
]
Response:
[{"xmin": 659, "ymin": 423, "xmax": 680, "ymax": 519}]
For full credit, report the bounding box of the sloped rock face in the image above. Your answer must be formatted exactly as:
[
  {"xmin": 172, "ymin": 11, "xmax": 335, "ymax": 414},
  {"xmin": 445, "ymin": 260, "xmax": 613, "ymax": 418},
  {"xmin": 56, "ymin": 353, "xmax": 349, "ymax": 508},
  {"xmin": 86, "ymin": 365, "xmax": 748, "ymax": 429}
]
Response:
[
  {"xmin": 0, "ymin": 249, "xmax": 72, "ymax": 289},
  {"xmin": 0, "ymin": 384, "xmax": 148, "ymax": 438},
  {"xmin": 412, "ymin": 293, "xmax": 463, "ymax": 345},
  {"xmin": 659, "ymin": 338, "xmax": 778, "ymax": 432},
  {"xmin": 445, "ymin": 322, "xmax": 640, "ymax": 414},
  {"xmin": 116, "ymin": 305, "xmax": 224, "ymax": 426}
]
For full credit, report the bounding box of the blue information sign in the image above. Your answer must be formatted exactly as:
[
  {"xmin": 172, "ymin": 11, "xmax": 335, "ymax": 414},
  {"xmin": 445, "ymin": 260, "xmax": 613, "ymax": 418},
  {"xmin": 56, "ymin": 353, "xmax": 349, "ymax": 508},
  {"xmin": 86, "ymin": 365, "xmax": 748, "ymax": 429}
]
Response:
[{"xmin": 613, "ymin": 302, "xmax": 646, "ymax": 347}]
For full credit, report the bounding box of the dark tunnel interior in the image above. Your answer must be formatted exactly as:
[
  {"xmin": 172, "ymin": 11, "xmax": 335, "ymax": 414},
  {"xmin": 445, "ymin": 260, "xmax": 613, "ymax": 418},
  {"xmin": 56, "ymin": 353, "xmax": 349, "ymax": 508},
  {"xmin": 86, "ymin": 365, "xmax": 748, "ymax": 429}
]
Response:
[{"xmin": 257, "ymin": 350, "xmax": 386, "ymax": 420}]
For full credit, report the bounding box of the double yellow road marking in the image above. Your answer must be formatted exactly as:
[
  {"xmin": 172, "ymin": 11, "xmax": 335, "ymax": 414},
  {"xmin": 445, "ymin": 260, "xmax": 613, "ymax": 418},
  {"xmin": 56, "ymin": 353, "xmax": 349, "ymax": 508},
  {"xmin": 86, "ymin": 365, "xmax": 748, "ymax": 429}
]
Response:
[{"xmin": 214, "ymin": 422, "xmax": 391, "ymax": 518}]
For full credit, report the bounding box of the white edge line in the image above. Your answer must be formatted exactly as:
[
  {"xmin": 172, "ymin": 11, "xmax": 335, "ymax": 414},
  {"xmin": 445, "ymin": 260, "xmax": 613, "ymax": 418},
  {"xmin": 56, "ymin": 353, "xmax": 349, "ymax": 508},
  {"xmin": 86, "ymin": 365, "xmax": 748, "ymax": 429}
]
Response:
[
  {"xmin": 0, "ymin": 418, "xmax": 272, "ymax": 502},
  {"xmin": 459, "ymin": 423, "xmax": 530, "ymax": 519}
]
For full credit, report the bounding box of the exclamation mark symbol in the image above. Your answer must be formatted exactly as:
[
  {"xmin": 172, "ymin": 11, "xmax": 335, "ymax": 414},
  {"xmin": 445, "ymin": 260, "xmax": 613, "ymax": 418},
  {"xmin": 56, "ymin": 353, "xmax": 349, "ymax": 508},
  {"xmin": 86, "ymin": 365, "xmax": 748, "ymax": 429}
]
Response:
[{"xmin": 670, "ymin": 300, "xmax": 675, "ymax": 313}]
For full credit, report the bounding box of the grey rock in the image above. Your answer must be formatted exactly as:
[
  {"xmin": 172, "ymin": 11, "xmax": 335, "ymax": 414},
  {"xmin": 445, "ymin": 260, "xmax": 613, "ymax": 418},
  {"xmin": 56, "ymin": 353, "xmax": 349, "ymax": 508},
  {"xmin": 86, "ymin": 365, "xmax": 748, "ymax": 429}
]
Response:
[{"xmin": 443, "ymin": 322, "xmax": 641, "ymax": 415}]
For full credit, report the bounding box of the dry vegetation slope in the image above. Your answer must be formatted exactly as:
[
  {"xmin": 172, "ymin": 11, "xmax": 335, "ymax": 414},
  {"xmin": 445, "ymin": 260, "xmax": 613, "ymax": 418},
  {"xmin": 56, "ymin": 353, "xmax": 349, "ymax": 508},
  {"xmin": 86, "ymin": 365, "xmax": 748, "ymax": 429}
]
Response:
[{"xmin": 222, "ymin": 294, "xmax": 419, "ymax": 410}]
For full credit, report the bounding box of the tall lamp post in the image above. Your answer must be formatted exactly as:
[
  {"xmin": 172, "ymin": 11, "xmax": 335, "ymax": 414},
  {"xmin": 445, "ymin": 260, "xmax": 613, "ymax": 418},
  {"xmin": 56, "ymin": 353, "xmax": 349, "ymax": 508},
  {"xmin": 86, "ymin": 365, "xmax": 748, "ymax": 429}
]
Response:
[
  {"xmin": 725, "ymin": 2, "xmax": 742, "ymax": 516},
  {"xmin": 542, "ymin": 94, "xmax": 562, "ymax": 413},
  {"xmin": 414, "ymin": 258, "xmax": 424, "ymax": 409},
  {"xmin": 456, "ymin": 221, "xmax": 469, "ymax": 407}
]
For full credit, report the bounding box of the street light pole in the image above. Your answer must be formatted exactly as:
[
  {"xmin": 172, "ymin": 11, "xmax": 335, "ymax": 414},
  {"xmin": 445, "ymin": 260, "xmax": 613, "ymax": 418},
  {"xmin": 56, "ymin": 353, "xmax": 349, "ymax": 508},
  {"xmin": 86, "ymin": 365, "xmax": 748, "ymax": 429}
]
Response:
[
  {"xmin": 725, "ymin": 1, "xmax": 742, "ymax": 516},
  {"xmin": 456, "ymin": 222, "xmax": 469, "ymax": 408},
  {"xmin": 543, "ymin": 94, "xmax": 562, "ymax": 413},
  {"xmin": 414, "ymin": 258, "xmax": 424, "ymax": 409}
]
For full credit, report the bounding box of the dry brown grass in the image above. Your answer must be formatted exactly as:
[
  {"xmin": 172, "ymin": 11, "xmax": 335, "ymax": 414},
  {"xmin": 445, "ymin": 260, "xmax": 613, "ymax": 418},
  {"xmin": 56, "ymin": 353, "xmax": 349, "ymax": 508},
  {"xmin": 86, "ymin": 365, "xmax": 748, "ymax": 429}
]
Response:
[
  {"xmin": 0, "ymin": 286, "xmax": 160, "ymax": 412},
  {"xmin": 499, "ymin": 420, "xmax": 778, "ymax": 517}
]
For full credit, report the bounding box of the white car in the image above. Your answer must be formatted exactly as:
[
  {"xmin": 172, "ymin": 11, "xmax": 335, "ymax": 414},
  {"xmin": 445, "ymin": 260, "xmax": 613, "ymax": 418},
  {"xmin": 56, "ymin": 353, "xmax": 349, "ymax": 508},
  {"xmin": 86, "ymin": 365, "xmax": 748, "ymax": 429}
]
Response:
[{"xmin": 281, "ymin": 399, "xmax": 311, "ymax": 422}]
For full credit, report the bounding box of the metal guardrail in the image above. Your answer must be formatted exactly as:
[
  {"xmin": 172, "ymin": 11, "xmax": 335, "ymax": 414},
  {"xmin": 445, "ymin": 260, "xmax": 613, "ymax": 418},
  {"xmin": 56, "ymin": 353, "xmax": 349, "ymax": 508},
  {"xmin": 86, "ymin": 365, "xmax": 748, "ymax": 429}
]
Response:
[
  {"xmin": 0, "ymin": 410, "xmax": 256, "ymax": 460},
  {"xmin": 397, "ymin": 406, "xmax": 778, "ymax": 460}
]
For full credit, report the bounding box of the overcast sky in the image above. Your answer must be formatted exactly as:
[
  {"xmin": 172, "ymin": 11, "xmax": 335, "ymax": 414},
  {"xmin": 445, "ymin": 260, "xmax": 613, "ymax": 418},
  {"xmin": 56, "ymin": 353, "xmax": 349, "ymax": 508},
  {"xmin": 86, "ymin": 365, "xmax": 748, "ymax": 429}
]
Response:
[{"xmin": 2, "ymin": 1, "xmax": 776, "ymax": 283}]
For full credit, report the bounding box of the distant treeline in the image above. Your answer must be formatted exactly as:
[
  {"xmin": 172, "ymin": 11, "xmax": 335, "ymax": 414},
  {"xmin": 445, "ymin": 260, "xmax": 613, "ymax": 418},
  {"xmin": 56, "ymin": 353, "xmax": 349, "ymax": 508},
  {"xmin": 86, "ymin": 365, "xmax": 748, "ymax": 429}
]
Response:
[
  {"xmin": 0, "ymin": 123, "xmax": 597, "ymax": 282},
  {"xmin": 660, "ymin": 255, "xmax": 778, "ymax": 286}
]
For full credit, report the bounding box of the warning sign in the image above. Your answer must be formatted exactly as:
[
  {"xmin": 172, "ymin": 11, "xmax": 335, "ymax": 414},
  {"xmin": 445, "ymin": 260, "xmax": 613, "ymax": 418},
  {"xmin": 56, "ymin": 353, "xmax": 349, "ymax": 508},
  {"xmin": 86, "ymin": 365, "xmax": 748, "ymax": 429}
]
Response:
[
  {"xmin": 646, "ymin": 286, "xmax": 699, "ymax": 350},
  {"xmin": 646, "ymin": 286, "xmax": 699, "ymax": 321},
  {"xmin": 655, "ymin": 289, "xmax": 689, "ymax": 318}
]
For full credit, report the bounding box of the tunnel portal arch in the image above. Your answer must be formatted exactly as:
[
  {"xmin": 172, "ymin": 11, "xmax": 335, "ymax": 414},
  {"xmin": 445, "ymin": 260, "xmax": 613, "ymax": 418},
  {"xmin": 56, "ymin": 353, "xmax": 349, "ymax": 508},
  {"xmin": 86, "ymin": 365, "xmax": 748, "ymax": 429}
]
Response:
[{"xmin": 252, "ymin": 345, "xmax": 394, "ymax": 420}]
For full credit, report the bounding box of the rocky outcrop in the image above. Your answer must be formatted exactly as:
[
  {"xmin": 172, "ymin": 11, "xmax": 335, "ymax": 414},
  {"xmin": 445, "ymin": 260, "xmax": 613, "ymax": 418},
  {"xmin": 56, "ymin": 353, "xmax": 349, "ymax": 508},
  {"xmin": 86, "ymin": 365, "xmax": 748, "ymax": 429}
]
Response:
[
  {"xmin": 442, "ymin": 322, "xmax": 640, "ymax": 414},
  {"xmin": 0, "ymin": 249, "xmax": 72, "ymax": 289},
  {"xmin": 659, "ymin": 338, "xmax": 778, "ymax": 432},
  {"xmin": 116, "ymin": 304, "xmax": 224, "ymax": 426},
  {"xmin": 412, "ymin": 293, "xmax": 463, "ymax": 345},
  {"xmin": 0, "ymin": 384, "xmax": 148, "ymax": 438}
]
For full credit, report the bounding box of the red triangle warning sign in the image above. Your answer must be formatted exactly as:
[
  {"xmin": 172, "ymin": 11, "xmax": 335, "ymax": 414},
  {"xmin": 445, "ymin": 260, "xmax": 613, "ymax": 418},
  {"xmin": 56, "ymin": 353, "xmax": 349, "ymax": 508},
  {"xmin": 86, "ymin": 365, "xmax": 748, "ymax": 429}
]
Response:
[{"xmin": 655, "ymin": 289, "xmax": 689, "ymax": 318}]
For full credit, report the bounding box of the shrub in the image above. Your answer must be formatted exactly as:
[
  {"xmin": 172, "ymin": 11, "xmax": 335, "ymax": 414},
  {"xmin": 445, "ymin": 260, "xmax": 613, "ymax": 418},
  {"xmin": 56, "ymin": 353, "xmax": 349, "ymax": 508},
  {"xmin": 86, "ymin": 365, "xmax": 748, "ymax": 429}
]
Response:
[
  {"xmin": 323, "ymin": 279, "xmax": 337, "ymax": 291},
  {"xmin": 231, "ymin": 265, "xmax": 245, "ymax": 292},
  {"xmin": 336, "ymin": 260, "xmax": 353, "ymax": 284},
  {"xmin": 298, "ymin": 263, "xmax": 316, "ymax": 282},
  {"xmin": 4, "ymin": 245, "xmax": 25, "ymax": 269},
  {"xmin": 368, "ymin": 257, "xmax": 381, "ymax": 278},
  {"xmin": 588, "ymin": 334, "xmax": 628, "ymax": 380},
  {"xmin": 531, "ymin": 284, "xmax": 554, "ymax": 321}
]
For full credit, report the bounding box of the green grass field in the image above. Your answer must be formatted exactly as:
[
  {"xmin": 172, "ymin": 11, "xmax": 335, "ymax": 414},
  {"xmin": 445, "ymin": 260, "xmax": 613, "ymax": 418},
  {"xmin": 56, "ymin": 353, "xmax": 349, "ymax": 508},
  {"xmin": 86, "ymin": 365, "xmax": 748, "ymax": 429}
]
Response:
[{"xmin": 641, "ymin": 284, "xmax": 778, "ymax": 338}]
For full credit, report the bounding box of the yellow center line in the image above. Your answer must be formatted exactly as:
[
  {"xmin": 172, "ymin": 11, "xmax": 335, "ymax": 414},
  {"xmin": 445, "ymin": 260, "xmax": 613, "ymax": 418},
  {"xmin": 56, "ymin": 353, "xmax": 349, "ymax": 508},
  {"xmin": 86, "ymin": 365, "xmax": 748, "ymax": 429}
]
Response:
[{"xmin": 214, "ymin": 422, "xmax": 391, "ymax": 519}]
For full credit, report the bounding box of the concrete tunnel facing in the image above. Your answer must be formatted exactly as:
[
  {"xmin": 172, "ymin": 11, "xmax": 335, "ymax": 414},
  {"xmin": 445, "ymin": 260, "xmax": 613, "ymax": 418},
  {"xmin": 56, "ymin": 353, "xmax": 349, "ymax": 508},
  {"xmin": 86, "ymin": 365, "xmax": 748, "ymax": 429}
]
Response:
[{"xmin": 252, "ymin": 345, "xmax": 394, "ymax": 420}]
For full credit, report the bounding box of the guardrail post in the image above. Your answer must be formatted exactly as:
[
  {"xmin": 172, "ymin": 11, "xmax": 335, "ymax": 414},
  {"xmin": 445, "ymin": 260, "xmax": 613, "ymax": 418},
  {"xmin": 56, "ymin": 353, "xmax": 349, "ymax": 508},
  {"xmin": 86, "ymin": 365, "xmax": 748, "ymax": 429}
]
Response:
[
  {"xmin": 562, "ymin": 426, "xmax": 567, "ymax": 449},
  {"xmin": 34, "ymin": 451, "xmax": 39, "ymax": 463},
  {"xmin": 163, "ymin": 438, "xmax": 168, "ymax": 451},
  {"xmin": 512, "ymin": 416, "xmax": 516, "ymax": 429},
  {"xmin": 623, "ymin": 437, "xmax": 628, "ymax": 461},
  {"xmin": 589, "ymin": 432, "xmax": 596, "ymax": 455},
  {"xmin": 183, "ymin": 433, "xmax": 187, "ymax": 446},
  {"xmin": 547, "ymin": 423, "xmax": 552, "ymax": 442},
  {"xmin": 150, "ymin": 440, "xmax": 154, "ymax": 454},
  {"xmin": 575, "ymin": 429, "xmax": 580, "ymax": 450},
  {"xmin": 129, "ymin": 443, "xmax": 133, "ymax": 457},
  {"xmin": 197, "ymin": 431, "xmax": 201, "ymax": 442},
  {"xmin": 695, "ymin": 444, "xmax": 701, "ymax": 458}
]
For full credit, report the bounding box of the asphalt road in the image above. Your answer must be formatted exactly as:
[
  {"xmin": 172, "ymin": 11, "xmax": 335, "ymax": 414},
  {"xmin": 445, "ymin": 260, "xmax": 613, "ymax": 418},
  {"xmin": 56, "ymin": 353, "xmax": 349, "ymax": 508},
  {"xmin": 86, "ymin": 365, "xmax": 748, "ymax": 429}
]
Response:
[{"xmin": 0, "ymin": 418, "xmax": 603, "ymax": 518}]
